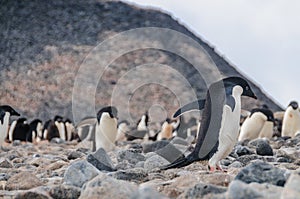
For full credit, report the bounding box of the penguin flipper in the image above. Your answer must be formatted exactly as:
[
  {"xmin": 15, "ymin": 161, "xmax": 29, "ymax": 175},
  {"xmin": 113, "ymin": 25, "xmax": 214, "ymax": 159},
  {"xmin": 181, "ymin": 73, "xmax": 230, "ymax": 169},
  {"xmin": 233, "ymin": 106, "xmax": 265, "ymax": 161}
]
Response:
[
  {"xmin": 160, "ymin": 152, "xmax": 199, "ymax": 170},
  {"xmin": 173, "ymin": 99, "xmax": 206, "ymax": 118}
]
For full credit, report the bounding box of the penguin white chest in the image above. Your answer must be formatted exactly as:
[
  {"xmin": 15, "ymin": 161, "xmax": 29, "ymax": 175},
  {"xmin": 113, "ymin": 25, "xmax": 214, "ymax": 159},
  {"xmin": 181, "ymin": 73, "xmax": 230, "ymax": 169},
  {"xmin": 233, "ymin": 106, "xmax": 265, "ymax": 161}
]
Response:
[
  {"xmin": 282, "ymin": 107, "xmax": 300, "ymax": 137},
  {"xmin": 0, "ymin": 112, "xmax": 10, "ymax": 145},
  {"xmin": 95, "ymin": 113, "xmax": 118, "ymax": 151}
]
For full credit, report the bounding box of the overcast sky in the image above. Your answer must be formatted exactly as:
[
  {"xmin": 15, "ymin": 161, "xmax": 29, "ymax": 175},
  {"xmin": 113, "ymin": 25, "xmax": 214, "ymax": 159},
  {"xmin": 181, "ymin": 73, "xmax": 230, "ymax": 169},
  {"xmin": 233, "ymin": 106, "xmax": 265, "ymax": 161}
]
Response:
[{"xmin": 124, "ymin": 0, "xmax": 300, "ymax": 108}]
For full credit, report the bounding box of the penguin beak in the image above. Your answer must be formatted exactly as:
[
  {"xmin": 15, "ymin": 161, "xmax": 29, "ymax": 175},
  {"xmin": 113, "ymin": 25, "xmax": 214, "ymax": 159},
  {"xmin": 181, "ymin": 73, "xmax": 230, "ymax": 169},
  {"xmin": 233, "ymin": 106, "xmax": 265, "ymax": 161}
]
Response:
[{"xmin": 12, "ymin": 110, "xmax": 20, "ymax": 116}]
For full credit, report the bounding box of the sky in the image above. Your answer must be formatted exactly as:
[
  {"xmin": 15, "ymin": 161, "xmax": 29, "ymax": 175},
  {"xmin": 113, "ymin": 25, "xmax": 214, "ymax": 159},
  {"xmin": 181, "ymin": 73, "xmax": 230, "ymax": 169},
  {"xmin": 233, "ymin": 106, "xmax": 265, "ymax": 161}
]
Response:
[{"xmin": 124, "ymin": 0, "xmax": 300, "ymax": 108}]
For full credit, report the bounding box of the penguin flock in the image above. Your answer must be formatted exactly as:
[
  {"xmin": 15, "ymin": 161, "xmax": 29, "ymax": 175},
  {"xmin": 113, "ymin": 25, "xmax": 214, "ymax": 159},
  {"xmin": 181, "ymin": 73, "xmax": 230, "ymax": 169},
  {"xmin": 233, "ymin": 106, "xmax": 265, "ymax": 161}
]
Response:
[{"xmin": 1, "ymin": 76, "xmax": 299, "ymax": 172}]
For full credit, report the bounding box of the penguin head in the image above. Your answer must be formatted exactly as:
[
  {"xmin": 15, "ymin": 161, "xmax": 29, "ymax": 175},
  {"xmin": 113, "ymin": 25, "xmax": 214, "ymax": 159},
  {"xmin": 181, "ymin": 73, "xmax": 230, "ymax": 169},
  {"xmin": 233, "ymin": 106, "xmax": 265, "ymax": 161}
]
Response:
[
  {"xmin": 288, "ymin": 101, "xmax": 298, "ymax": 110},
  {"xmin": 54, "ymin": 115, "xmax": 63, "ymax": 122},
  {"xmin": 0, "ymin": 105, "xmax": 20, "ymax": 116},
  {"xmin": 97, "ymin": 106, "xmax": 118, "ymax": 123},
  {"xmin": 223, "ymin": 77, "xmax": 257, "ymax": 99},
  {"xmin": 17, "ymin": 117, "xmax": 27, "ymax": 124}
]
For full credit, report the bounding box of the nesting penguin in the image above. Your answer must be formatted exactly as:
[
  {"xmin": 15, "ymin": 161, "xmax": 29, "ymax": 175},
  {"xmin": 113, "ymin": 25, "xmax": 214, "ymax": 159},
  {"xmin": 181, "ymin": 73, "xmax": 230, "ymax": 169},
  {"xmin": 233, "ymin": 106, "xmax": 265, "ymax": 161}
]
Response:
[
  {"xmin": 8, "ymin": 118, "xmax": 30, "ymax": 142},
  {"xmin": 160, "ymin": 77, "xmax": 257, "ymax": 171},
  {"xmin": 26, "ymin": 119, "xmax": 43, "ymax": 143},
  {"xmin": 238, "ymin": 105, "xmax": 274, "ymax": 141},
  {"xmin": 281, "ymin": 101, "xmax": 300, "ymax": 138},
  {"xmin": 95, "ymin": 106, "xmax": 118, "ymax": 151},
  {"xmin": 0, "ymin": 105, "xmax": 20, "ymax": 146}
]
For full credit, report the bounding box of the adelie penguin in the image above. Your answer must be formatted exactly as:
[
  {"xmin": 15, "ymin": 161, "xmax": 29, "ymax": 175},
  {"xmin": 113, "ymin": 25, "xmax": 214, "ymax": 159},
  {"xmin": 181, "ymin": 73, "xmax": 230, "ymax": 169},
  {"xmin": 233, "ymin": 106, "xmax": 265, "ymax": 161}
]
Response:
[
  {"xmin": 8, "ymin": 118, "xmax": 30, "ymax": 142},
  {"xmin": 26, "ymin": 119, "xmax": 43, "ymax": 143},
  {"xmin": 281, "ymin": 101, "xmax": 300, "ymax": 138},
  {"xmin": 0, "ymin": 105, "xmax": 20, "ymax": 146},
  {"xmin": 160, "ymin": 77, "xmax": 257, "ymax": 172},
  {"xmin": 95, "ymin": 106, "xmax": 118, "ymax": 151},
  {"xmin": 238, "ymin": 105, "xmax": 274, "ymax": 141}
]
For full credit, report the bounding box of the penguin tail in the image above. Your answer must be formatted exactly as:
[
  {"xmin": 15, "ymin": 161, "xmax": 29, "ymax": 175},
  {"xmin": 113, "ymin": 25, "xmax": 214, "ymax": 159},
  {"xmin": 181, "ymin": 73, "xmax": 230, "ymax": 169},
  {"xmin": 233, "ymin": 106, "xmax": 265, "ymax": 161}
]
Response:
[{"xmin": 160, "ymin": 152, "xmax": 199, "ymax": 170}]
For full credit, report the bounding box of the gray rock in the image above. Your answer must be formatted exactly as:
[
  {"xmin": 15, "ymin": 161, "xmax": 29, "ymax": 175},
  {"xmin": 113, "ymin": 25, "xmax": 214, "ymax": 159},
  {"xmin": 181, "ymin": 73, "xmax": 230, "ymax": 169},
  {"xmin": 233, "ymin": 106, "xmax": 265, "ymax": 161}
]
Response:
[
  {"xmin": 256, "ymin": 141, "xmax": 273, "ymax": 156},
  {"xmin": 277, "ymin": 157, "xmax": 292, "ymax": 163},
  {"xmin": 179, "ymin": 182, "xmax": 227, "ymax": 199},
  {"xmin": 131, "ymin": 186, "xmax": 167, "ymax": 199},
  {"xmin": 236, "ymin": 154, "xmax": 261, "ymax": 166},
  {"xmin": 281, "ymin": 172, "xmax": 300, "ymax": 198},
  {"xmin": 142, "ymin": 140, "xmax": 169, "ymax": 153},
  {"xmin": 15, "ymin": 190, "xmax": 51, "ymax": 199},
  {"xmin": 235, "ymin": 145, "xmax": 253, "ymax": 156},
  {"xmin": 229, "ymin": 161, "xmax": 243, "ymax": 168},
  {"xmin": 248, "ymin": 138, "xmax": 269, "ymax": 147},
  {"xmin": 86, "ymin": 148, "xmax": 115, "ymax": 172},
  {"xmin": 109, "ymin": 168, "xmax": 148, "ymax": 183},
  {"xmin": 49, "ymin": 185, "xmax": 81, "ymax": 199},
  {"xmin": 117, "ymin": 149, "xmax": 146, "ymax": 165},
  {"xmin": 135, "ymin": 161, "xmax": 145, "ymax": 168},
  {"xmin": 276, "ymin": 148, "xmax": 299, "ymax": 162},
  {"xmin": 64, "ymin": 160, "xmax": 100, "ymax": 187},
  {"xmin": 0, "ymin": 173, "xmax": 9, "ymax": 181},
  {"xmin": 80, "ymin": 173, "xmax": 138, "ymax": 199},
  {"xmin": 144, "ymin": 155, "xmax": 169, "ymax": 170},
  {"xmin": 170, "ymin": 137, "xmax": 190, "ymax": 146},
  {"xmin": 262, "ymin": 156, "xmax": 277, "ymax": 163},
  {"xmin": 6, "ymin": 171, "xmax": 43, "ymax": 190},
  {"xmin": 12, "ymin": 140, "xmax": 22, "ymax": 146},
  {"xmin": 0, "ymin": 158, "xmax": 13, "ymax": 168},
  {"xmin": 235, "ymin": 160, "xmax": 288, "ymax": 186},
  {"xmin": 67, "ymin": 151, "xmax": 84, "ymax": 160}
]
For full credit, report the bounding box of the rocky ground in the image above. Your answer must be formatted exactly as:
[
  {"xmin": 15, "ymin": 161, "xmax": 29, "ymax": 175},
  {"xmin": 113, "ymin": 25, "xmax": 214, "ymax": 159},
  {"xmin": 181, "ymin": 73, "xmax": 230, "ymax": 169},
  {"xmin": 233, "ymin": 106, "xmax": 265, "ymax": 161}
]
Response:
[{"xmin": 0, "ymin": 134, "xmax": 300, "ymax": 199}]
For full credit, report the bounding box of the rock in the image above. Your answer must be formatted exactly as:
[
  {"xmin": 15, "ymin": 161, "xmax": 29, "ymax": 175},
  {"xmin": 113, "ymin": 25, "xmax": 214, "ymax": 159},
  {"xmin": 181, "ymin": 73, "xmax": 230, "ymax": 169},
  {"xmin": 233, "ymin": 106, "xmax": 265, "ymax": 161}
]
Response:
[
  {"xmin": 0, "ymin": 158, "xmax": 13, "ymax": 168},
  {"xmin": 256, "ymin": 141, "xmax": 273, "ymax": 156},
  {"xmin": 227, "ymin": 180, "xmax": 283, "ymax": 199},
  {"xmin": 12, "ymin": 140, "xmax": 22, "ymax": 146},
  {"xmin": 179, "ymin": 182, "xmax": 227, "ymax": 199},
  {"xmin": 108, "ymin": 168, "xmax": 148, "ymax": 183},
  {"xmin": 64, "ymin": 160, "xmax": 100, "ymax": 188},
  {"xmin": 281, "ymin": 172, "xmax": 300, "ymax": 198},
  {"xmin": 0, "ymin": 173, "xmax": 9, "ymax": 181},
  {"xmin": 6, "ymin": 171, "xmax": 43, "ymax": 190},
  {"xmin": 132, "ymin": 186, "xmax": 167, "ymax": 199},
  {"xmin": 79, "ymin": 173, "xmax": 138, "ymax": 199},
  {"xmin": 235, "ymin": 145, "xmax": 253, "ymax": 156},
  {"xmin": 235, "ymin": 160, "xmax": 288, "ymax": 186},
  {"xmin": 170, "ymin": 137, "xmax": 190, "ymax": 146},
  {"xmin": 263, "ymin": 156, "xmax": 277, "ymax": 163},
  {"xmin": 128, "ymin": 143, "xmax": 144, "ymax": 153},
  {"xmin": 276, "ymin": 148, "xmax": 300, "ymax": 162},
  {"xmin": 142, "ymin": 140, "xmax": 169, "ymax": 153},
  {"xmin": 86, "ymin": 148, "xmax": 115, "ymax": 172},
  {"xmin": 49, "ymin": 185, "xmax": 81, "ymax": 199},
  {"xmin": 117, "ymin": 149, "xmax": 145, "ymax": 165},
  {"xmin": 236, "ymin": 154, "xmax": 261, "ymax": 166},
  {"xmin": 144, "ymin": 155, "xmax": 169, "ymax": 170},
  {"xmin": 45, "ymin": 160, "xmax": 68, "ymax": 171},
  {"xmin": 228, "ymin": 161, "xmax": 243, "ymax": 169},
  {"xmin": 248, "ymin": 138, "xmax": 269, "ymax": 147},
  {"xmin": 67, "ymin": 151, "xmax": 84, "ymax": 160},
  {"xmin": 277, "ymin": 157, "xmax": 292, "ymax": 163},
  {"xmin": 15, "ymin": 190, "xmax": 51, "ymax": 199}
]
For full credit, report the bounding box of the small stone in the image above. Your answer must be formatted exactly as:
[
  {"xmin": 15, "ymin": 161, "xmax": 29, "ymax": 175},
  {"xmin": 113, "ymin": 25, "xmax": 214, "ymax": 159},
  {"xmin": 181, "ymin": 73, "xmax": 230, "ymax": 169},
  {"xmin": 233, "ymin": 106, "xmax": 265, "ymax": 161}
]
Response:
[
  {"xmin": 277, "ymin": 157, "xmax": 292, "ymax": 163},
  {"xmin": 33, "ymin": 154, "xmax": 41, "ymax": 158},
  {"xmin": 108, "ymin": 168, "xmax": 148, "ymax": 183},
  {"xmin": 248, "ymin": 138, "xmax": 269, "ymax": 147},
  {"xmin": 50, "ymin": 138, "xmax": 65, "ymax": 144},
  {"xmin": 235, "ymin": 145, "xmax": 253, "ymax": 156},
  {"xmin": 0, "ymin": 173, "xmax": 8, "ymax": 181},
  {"xmin": 236, "ymin": 154, "xmax": 261, "ymax": 166},
  {"xmin": 263, "ymin": 156, "xmax": 277, "ymax": 163},
  {"xmin": 235, "ymin": 160, "xmax": 288, "ymax": 186},
  {"xmin": 256, "ymin": 141, "xmax": 273, "ymax": 156},
  {"xmin": 86, "ymin": 148, "xmax": 115, "ymax": 172},
  {"xmin": 179, "ymin": 182, "xmax": 227, "ymax": 198},
  {"xmin": 144, "ymin": 155, "xmax": 169, "ymax": 170},
  {"xmin": 15, "ymin": 191, "xmax": 51, "ymax": 199},
  {"xmin": 6, "ymin": 171, "xmax": 43, "ymax": 190},
  {"xmin": 0, "ymin": 158, "xmax": 13, "ymax": 168},
  {"xmin": 64, "ymin": 160, "xmax": 100, "ymax": 188},
  {"xmin": 45, "ymin": 161, "xmax": 67, "ymax": 171},
  {"xmin": 49, "ymin": 185, "xmax": 81, "ymax": 199},
  {"xmin": 67, "ymin": 151, "xmax": 84, "ymax": 160},
  {"xmin": 117, "ymin": 149, "xmax": 145, "ymax": 165}
]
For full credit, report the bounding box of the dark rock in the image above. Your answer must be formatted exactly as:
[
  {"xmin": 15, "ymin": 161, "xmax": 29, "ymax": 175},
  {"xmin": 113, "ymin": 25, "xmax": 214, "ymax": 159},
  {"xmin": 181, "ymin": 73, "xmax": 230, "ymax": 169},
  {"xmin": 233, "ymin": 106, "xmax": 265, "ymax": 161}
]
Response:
[
  {"xmin": 220, "ymin": 159, "xmax": 232, "ymax": 167},
  {"xmin": 0, "ymin": 158, "xmax": 13, "ymax": 168},
  {"xmin": 76, "ymin": 148, "xmax": 91, "ymax": 155},
  {"xmin": 87, "ymin": 148, "xmax": 115, "ymax": 172},
  {"xmin": 236, "ymin": 154, "xmax": 261, "ymax": 166},
  {"xmin": 67, "ymin": 151, "xmax": 84, "ymax": 160},
  {"xmin": 180, "ymin": 182, "xmax": 227, "ymax": 198},
  {"xmin": 277, "ymin": 157, "xmax": 292, "ymax": 163},
  {"xmin": 108, "ymin": 168, "xmax": 148, "ymax": 183},
  {"xmin": 50, "ymin": 138, "xmax": 65, "ymax": 144},
  {"xmin": 235, "ymin": 145, "xmax": 253, "ymax": 156},
  {"xmin": 142, "ymin": 140, "xmax": 169, "ymax": 153},
  {"xmin": 12, "ymin": 140, "xmax": 22, "ymax": 146},
  {"xmin": 15, "ymin": 191, "xmax": 51, "ymax": 199},
  {"xmin": 256, "ymin": 141, "xmax": 273, "ymax": 156},
  {"xmin": 248, "ymin": 138, "xmax": 269, "ymax": 147},
  {"xmin": 129, "ymin": 143, "xmax": 144, "ymax": 153},
  {"xmin": 33, "ymin": 154, "xmax": 41, "ymax": 158},
  {"xmin": 49, "ymin": 185, "xmax": 81, "ymax": 199},
  {"xmin": 0, "ymin": 173, "xmax": 9, "ymax": 181},
  {"xmin": 117, "ymin": 149, "xmax": 145, "ymax": 165},
  {"xmin": 235, "ymin": 160, "xmax": 288, "ymax": 186},
  {"xmin": 229, "ymin": 161, "xmax": 243, "ymax": 168},
  {"xmin": 64, "ymin": 160, "xmax": 100, "ymax": 188}
]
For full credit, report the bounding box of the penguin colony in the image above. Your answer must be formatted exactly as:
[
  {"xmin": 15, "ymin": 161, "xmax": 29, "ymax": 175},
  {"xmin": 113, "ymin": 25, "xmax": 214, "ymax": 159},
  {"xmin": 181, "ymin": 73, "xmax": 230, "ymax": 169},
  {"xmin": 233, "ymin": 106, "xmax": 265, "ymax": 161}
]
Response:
[{"xmin": 0, "ymin": 76, "xmax": 298, "ymax": 172}]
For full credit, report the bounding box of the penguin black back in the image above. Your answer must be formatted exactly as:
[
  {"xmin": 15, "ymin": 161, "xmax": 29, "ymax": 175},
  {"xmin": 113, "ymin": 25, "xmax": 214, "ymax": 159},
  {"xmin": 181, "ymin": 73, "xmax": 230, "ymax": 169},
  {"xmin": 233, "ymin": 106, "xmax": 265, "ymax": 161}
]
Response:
[{"xmin": 12, "ymin": 118, "xmax": 30, "ymax": 141}]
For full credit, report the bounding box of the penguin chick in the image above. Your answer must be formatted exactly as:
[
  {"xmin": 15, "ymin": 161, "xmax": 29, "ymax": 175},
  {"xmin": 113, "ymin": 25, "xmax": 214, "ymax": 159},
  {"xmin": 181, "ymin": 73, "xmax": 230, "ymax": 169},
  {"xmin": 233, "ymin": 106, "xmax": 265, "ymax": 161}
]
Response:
[{"xmin": 95, "ymin": 106, "xmax": 118, "ymax": 152}]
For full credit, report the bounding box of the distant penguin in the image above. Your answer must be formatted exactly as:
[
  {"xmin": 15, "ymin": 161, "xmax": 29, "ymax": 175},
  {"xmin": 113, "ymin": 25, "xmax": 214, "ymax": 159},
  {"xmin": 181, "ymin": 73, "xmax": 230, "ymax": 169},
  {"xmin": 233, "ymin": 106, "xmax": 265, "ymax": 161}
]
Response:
[
  {"xmin": 45, "ymin": 119, "xmax": 60, "ymax": 141},
  {"xmin": 238, "ymin": 106, "xmax": 274, "ymax": 141},
  {"xmin": 281, "ymin": 101, "xmax": 300, "ymax": 138},
  {"xmin": 64, "ymin": 119, "xmax": 75, "ymax": 141},
  {"xmin": 95, "ymin": 106, "xmax": 118, "ymax": 151},
  {"xmin": 26, "ymin": 119, "xmax": 43, "ymax": 143},
  {"xmin": 126, "ymin": 112, "xmax": 149, "ymax": 141},
  {"xmin": 116, "ymin": 120, "xmax": 130, "ymax": 142},
  {"xmin": 54, "ymin": 115, "xmax": 66, "ymax": 140},
  {"xmin": 157, "ymin": 118, "xmax": 174, "ymax": 141},
  {"xmin": 160, "ymin": 77, "xmax": 257, "ymax": 171},
  {"xmin": 0, "ymin": 105, "xmax": 20, "ymax": 146},
  {"xmin": 42, "ymin": 119, "xmax": 52, "ymax": 140},
  {"xmin": 8, "ymin": 118, "xmax": 30, "ymax": 142}
]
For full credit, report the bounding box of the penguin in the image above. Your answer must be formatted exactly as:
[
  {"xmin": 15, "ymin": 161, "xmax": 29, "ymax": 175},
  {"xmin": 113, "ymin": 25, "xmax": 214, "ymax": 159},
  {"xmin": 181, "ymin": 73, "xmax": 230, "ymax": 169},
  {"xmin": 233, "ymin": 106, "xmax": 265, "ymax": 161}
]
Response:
[
  {"xmin": 238, "ymin": 106, "xmax": 274, "ymax": 141},
  {"xmin": 54, "ymin": 115, "xmax": 66, "ymax": 140},
  {"xmin": 42, "ymin": 119, "xmax": 52, "ymax": 140},
  {"xmin": 281, "ymin": 101, "xmax": 300, "ymax": 138},
  {"xmin": 95, "ymin": 106, "xmax": 118, "ymax": 152},
  {"xmin": 137, "ymin": 112, "xmax": 149, "ymax": 131},
  {"xmin": 126, "ymin": 112, "xmax": 149, "ymax": 141},
  {"xmin": 45, "ymin": 119, "xmax": 60, "ymax": 141},
  {"xmin": 157, "ymin": 118, "xmax": 174, "ymax": 141},
  {"xmin": 26, "ymin": 119, "xmax": 43, "ymax": 143},
  {"xmin": 160, "ymin": 76, "xmax": 257, "ymax": 171},
  {"xmin": 8, "ymin": 118, "xmax": 30, "ymax": 142},
  {"xmin": 64, "ymin": 119, "xmax": 76, "ymax": 141},
  {"xmin": 0, "ymin": 105, "xmax": 20, "ymax": 146},
  {"xmin": 116, "ymin": 120, "xmax": 130, "ymax": 142}
]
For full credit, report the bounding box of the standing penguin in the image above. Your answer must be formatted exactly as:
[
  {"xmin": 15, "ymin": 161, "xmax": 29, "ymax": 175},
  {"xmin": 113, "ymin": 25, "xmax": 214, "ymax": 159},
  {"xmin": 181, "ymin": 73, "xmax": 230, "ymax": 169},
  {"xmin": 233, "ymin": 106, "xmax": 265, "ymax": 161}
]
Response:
[
  {"xmin": 8, "ymin": 118, "xmax": 30, "ymax": 142},
  {"xmin": 0, "ymin": 105, "xmax": 20, "ymax": 146},
  {"xmin": 54, "ymin": 115, "xmax": 66, "ymax": 141},
  {"xmin": 160, "ymin": 77, "xmax": 257, "ymax": 171},
  {"xmin": 26, "ymin": 119, "xmax": 43, "ymax": 143},
  {"xmin": 238, "ymin": 106, "xmax": 274, "ymax": 141},
  {"xmin": 95, "ymin": 106, "xmax": 118, "ymax": 152},
  {"xmin": 281, "ymin": 101, "xmax": 300, "ymax": 138}
]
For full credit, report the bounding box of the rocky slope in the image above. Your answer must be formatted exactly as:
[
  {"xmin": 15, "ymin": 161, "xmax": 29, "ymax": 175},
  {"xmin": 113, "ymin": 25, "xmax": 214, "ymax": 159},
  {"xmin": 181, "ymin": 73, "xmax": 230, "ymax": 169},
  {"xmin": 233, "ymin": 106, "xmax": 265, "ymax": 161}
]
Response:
[
  {"xmin": 0, "ymin": 135, "xmax": 300, "ymax": 198},
  {"xmin": 0, "ymin": 0, "xmax": 282, "ymax": 123}
]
